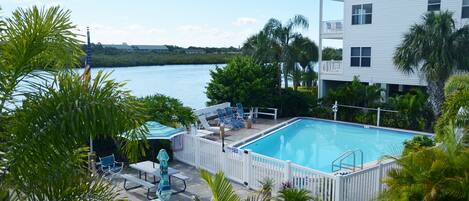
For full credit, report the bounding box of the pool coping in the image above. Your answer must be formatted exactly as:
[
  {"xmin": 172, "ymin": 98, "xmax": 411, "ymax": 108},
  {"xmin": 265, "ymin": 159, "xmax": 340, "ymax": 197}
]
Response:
[
  {"xmin": 231, "ymin": 117, "xmax": 433, "ymax": 148},
  {"xmin": 229, "ymin": 117, "xmax": 434, "ymax": 174}
]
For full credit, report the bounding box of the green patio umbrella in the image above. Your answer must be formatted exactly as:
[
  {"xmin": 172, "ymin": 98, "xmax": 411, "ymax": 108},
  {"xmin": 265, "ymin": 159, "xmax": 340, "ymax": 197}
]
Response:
[{"xmin": 157, "ymin": 149, "xmax": 171, "ymax": 201}]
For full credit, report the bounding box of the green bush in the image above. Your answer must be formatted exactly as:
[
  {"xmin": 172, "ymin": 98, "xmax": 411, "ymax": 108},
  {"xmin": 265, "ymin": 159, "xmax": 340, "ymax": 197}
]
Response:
[
  {"xmin": 384, "ymin": 89, "xmax": 434, "ymax": 131},
  {"xmin": 277, "ymin": 88, "xmax": 316, "ymax": 117},
  {"xmin": 206, "ymin": 56, "xmax": 280, "ymax": 108},
  {"xmin": 324, "ymin": 77, "xmax": 382, "ymax": 107},
  {"xmin": 403, "ymin": 135, "xmax": 435, "ymax": 155},
  {"xmin": 138, "ymin": 94, "xmax": 196, "ymax": 128}
]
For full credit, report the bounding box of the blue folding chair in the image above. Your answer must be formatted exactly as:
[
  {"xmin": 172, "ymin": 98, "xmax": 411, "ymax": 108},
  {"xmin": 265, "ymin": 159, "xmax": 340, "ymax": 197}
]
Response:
[
  {"xmin": 217, "ymin": 109, "xmax": 242, "ymax": 130},
  {"xmin": 224, "ymin": 107, "xmax": 245, "ymax": 128},
  {"xmin": 99, "ymin": 154, "xmax": 123, "ymax": 179},
  {"xmin": 236, "ymin": 103, "xmax": 246, "ymax": 119}
]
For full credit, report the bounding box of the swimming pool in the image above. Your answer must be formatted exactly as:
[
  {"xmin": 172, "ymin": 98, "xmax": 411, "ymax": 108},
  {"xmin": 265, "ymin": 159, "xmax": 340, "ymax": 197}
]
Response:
[{"xmin": 240, "ymin": 118, "xmax": 420, "ymax": 173}]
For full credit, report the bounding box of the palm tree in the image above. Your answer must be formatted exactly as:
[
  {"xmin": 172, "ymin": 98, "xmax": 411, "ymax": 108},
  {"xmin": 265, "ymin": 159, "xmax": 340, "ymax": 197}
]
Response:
[
  {"xmin": 2, "ymin": 71, "xmax": 148, "ymax": 200},
  {"xmin": 242, "ymin": 31, "xmax": 282, "ymax": 92},
  {"xmin": 0, "ymin": 6, "xmax": 148, "ymax": 200},
  {"xmin": 0, "ymin": 6, "xmax": 83, "ymax": 112},
  {"xmin": 291, "ymin": 36, "xmax": 319, "ymax": 88},
  {"xmin": 393, "ymin": 11, "xmax": 469, "ymax": 117},
  {"xmin": 242, "ymin": 31, "xmax": 281, "ymax": 64},
  {"xmin": 263, "ymin": 15, "xmax": 309, "ymax": 89}
]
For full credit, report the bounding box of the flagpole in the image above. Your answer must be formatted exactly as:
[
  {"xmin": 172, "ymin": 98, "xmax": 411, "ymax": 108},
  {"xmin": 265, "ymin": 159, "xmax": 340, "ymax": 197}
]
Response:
[{"xmin": 84, "ymin": 27, "xmax": 96, "ymax": 174}]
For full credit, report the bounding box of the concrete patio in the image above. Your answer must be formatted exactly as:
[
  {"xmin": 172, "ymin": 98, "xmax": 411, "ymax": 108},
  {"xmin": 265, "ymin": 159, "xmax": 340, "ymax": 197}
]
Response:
[{"xmin": 114, "ymin": 161, "xmax": 253, "ymax": 201}]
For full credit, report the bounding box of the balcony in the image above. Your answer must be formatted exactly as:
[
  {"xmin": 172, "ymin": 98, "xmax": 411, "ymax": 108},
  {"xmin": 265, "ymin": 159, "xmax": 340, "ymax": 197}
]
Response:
[
  {"xmin": 321, "ymin": 20, "xmax": 343, "ymax": 39},
  {"xmin": 320, "ymin": 60, "xmax": 343, "ymax": 75}
]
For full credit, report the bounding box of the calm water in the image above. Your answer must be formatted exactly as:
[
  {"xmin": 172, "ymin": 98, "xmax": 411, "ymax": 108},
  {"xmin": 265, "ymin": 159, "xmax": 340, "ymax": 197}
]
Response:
[
  {"xmin": 86, "ymin": 64, "xmax": 220, "ymax": 109},
  {"xmin": 241, "ymin": 119, "xmax": 415, "ymax": 173}
]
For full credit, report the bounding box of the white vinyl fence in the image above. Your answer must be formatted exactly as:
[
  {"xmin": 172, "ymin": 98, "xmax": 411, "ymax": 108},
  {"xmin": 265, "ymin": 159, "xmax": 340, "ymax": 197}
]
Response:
[{"xmin": 174, "ymin": 134, "xmax": 398, "ymax": 201}]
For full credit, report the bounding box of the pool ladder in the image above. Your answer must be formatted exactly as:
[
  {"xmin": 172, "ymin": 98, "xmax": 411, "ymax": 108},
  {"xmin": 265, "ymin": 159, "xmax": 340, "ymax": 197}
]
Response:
[{"xmin": 331, "ymin": 149, "xmax": 364, "ymax": 172}]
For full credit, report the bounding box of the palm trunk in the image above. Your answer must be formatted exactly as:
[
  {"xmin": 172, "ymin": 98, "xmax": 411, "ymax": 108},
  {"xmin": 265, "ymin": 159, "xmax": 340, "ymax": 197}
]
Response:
[
  {"xmin": 427, "ymin": 80, "xmax": 445, "ymax": 118},
  {"xmin": 283, "ymin": 62, "xmax": 288, "ymax": 89}
]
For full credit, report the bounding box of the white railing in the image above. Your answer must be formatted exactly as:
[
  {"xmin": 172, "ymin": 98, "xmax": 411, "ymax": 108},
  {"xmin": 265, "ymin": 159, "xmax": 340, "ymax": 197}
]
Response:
[
  {"xmin": 173, "ymin": 134, "xmax": 399, "ymax": 201},
  {"xmin": 321, "ymin": 61, "xmax": 343, "ymax": 75},
  {"xmin": 338, "ymin": 160, "xmax": 399, "ymax": 201},
  {"xmin": 322, "ymin": 20, "xmax": 344, "ymax": 35}
]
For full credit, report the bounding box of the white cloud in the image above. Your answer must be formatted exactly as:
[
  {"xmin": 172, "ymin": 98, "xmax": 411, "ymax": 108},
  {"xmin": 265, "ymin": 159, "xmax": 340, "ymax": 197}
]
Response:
[
  {"xmin": 233, "ymin": 17, "xmax": 257, "ymax": 26},
  {"xmin": 75, "ymin": 23, "xmax": 259, "ymax": 48}
]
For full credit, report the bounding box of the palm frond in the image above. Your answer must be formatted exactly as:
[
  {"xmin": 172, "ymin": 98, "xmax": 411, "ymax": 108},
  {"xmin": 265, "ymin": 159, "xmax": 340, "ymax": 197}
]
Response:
[{"xmin": 200, "ymin": 170, "xmax": 241, "ymax": 201}]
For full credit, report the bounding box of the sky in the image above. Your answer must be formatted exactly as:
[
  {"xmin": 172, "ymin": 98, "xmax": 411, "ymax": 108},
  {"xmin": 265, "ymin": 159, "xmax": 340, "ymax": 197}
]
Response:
[{"xmin": 1, "ymin": 0, "xmax": 343, "ymax": 48}]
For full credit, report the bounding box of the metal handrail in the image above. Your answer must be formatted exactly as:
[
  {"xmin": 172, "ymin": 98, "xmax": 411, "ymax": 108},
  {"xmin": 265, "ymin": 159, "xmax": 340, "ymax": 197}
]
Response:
[{"xmin": 332, "ymin": 149, "xmax": 364, "ymax": 172}]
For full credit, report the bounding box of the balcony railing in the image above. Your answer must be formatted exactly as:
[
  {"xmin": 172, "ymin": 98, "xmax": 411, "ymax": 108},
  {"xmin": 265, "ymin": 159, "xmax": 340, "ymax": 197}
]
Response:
[
  {"xmin": 321, "ymin": 20, "xmax": 343, "ymax": 39},
  {"xmin": 321, "ymin": 60, "xmax": 343, "ymax": 75}
]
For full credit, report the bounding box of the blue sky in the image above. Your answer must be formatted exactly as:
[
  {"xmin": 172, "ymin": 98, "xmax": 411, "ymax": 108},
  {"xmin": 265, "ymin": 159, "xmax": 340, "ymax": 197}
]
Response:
[{"xmin": 2, "ymin": 0, "xmax": 343, "ymax": 48}]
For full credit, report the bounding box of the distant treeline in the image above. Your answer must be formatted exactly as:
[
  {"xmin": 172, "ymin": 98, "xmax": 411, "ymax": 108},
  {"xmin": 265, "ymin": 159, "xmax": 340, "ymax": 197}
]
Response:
[{"xmin": 81, "ymin": 43, "xmax": 241, "ymax": 67}]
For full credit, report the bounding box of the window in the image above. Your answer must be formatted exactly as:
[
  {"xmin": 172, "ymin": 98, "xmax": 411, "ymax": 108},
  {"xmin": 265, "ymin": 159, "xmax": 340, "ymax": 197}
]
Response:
[
  {"xmin": 352, "ymin": 4, "xmax": 372, "ymax": 25},
  {"xmin": 463, "ymin": 0, "xmax": 469, "ymax": 18},
  {"xmin": 351, "ymin": 47, "xmax": 371, "ymax": 67},
  {"xmin": 428, "ymin": 0, "xmax": 441, "ymax": 11}
]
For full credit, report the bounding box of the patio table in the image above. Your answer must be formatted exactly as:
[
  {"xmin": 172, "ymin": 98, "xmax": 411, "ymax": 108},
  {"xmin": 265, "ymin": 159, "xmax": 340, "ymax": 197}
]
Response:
[{"xmin": 129, "ymin": 160, "xmax": 180, "ymax": 183}]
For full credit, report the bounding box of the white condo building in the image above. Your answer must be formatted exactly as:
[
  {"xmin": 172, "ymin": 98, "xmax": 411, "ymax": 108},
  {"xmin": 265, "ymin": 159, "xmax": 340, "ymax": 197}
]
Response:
[{"xmin": 318, "ymin": 0, "xmax": 469, "ymax": 98}]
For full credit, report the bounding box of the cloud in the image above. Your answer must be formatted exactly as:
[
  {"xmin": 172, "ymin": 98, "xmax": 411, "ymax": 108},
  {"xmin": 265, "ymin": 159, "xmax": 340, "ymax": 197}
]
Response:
[
  {"xmin": 76, "ymin": 23, "xmax": 259, "ymax": 48},
  {"xmin": 233, "ymin": 17, "xmax": 257, "ymax": 26}
]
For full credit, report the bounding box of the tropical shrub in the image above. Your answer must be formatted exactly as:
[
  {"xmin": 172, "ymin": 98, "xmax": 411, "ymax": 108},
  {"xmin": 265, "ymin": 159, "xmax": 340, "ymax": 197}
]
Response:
[
  {"xmin": 197, "ymin": 170, "xmax": 318, "ymax": 201},
  {"xmin": 385, "ymin": 89, "xmax": 433, "ymax": 131},
  {"xmin": 435, "ymin": 74, "xmax": 469, "ymax": 142},
  {"xmin": 380, "ymin": 123, "xmax": 469, "ymax": 201},
  {"xmin": 206, "ymin": 56, "xmax": 280, "ymax": 108},
  {"xmin": 324, "ymin": 77, "xmax": 381, "ymax": 107},
  {"xmin": 3, "ymin": 71, "xmax": 147, "ymax": 200},
  {"xmin": 278, "ymin": 88, "xmax": 316, "ymax": 117},
  {"xmin": 324, "ymin": 77, "xmax": 381, "ymax": 123},
  {"xmin": 402, "ymin": 135, "xmax": 435, "ymax": 156},
  {"xmin": 138, "ymin": 94, "xmax": 196, "ymax": 128}
]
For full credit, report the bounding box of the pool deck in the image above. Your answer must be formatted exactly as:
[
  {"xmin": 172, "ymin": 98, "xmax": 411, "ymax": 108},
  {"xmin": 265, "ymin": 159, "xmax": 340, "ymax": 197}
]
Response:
[
  {"xmin": 202, "ymin": 118, "xmax": 290, "ymax": 146},
  {"xmin": 115, "ymin": 118, "xmax": 286, "ymax": 201}
]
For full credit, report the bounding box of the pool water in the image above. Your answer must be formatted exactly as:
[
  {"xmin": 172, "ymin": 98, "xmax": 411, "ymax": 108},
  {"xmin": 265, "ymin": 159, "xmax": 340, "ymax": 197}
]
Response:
[{"xmin": 241, "ymin": 119, "xmax": 416, "ymax": 173}]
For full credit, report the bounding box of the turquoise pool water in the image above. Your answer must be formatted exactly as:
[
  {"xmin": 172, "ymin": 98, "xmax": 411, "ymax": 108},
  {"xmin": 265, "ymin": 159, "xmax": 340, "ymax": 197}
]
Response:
[{"xmin": 241, "ymin": 119, "xmax": 417, "ymax": 173}]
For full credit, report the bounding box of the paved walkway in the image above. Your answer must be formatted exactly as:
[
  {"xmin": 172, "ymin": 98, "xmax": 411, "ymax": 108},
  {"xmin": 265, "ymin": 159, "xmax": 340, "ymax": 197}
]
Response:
[{"xmin": 115, "ymin": 161, "xmax": 253, "ymax": 201}]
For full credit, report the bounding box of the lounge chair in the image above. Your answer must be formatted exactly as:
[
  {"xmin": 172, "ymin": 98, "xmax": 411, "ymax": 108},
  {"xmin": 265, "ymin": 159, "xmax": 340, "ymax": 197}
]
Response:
[
  {"xmin": 224, "ymin": 107, "xmax": 245, "ymax": 128},
  {"xmin": 197, "ymin": 114, "xmax": 227, "ymax": 134},
  {"xmin": 217, "ymin": 109, "xmax": 242, "ymax": 130},
  {"xmin": 99, "ymin": 154, "xmax": 123, "ymax": 179},
  {"xmin": 236, "ymin": 103, "xmax": 247, "ymax": 119}
]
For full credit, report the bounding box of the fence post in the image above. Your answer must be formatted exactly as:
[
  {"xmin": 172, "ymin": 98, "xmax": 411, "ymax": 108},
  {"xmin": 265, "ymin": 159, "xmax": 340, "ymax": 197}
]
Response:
[
  {"xmin": 334, "ymin": 175, "xmax": 343, "ymax": 201},
  {"xmin": 194, "ymin": 136, "xmax": 200, "ymax": 168},
  {"xmin": 220, "ymin": 149, "xmax": 226, "ymax": 173},
  {"xmin": 284, "ymin": 160, "xmax": 292, "ymax": 185},
  {"xmin": 376, "ymin": 107, "xmax": 381, "ymax": 127},
  {"xmin": 333, "ymin": 101, "xmax": 338, "ymax": 121},
  {"xmin": 377, "ymin": 162, "xmax": 383, "ymax": 192},
  {"xmin": 243, "ymin": 149, "xmax": 252, "ymax": 188}
]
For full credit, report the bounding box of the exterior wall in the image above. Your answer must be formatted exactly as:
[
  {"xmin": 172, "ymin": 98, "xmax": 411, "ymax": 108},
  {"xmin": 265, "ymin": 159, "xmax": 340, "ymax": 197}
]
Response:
[{"xmin": 321, "ymin": 0, "xmax": 469, "ymax": 86}]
